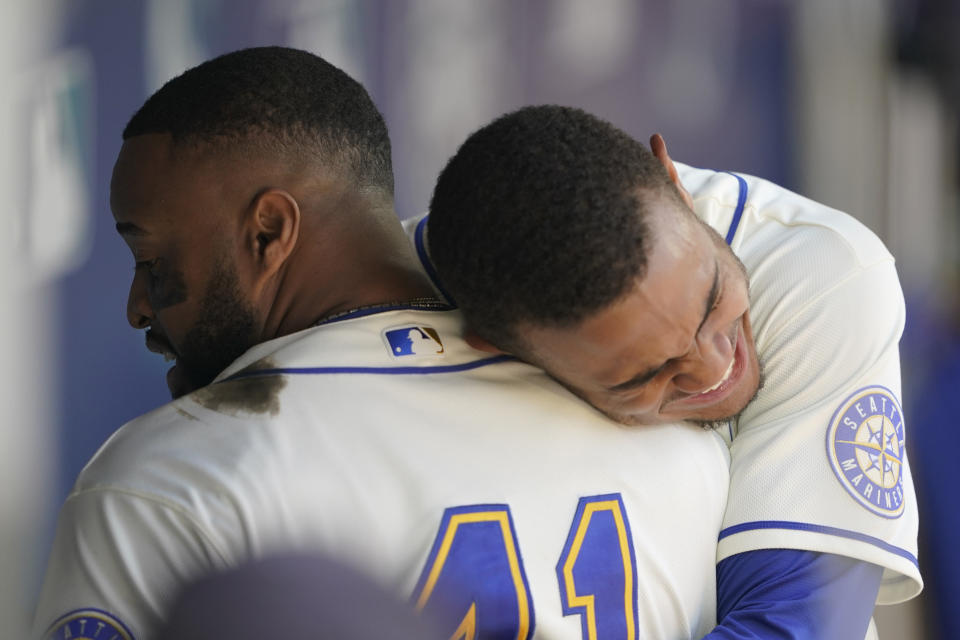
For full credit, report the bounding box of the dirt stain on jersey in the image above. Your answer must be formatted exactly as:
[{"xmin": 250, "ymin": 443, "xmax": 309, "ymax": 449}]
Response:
[
  {"xmin": 192, "ymin": 358, "xmax": 287, "ymax": 416},
  {"xmin": 174, "ymin": 407, "xmax": 199, "ymax": 421}
]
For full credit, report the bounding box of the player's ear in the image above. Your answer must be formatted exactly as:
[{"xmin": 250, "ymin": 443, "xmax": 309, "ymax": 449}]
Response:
[
  {"xmin": 464, "ymin": 331, "xmax": 507, "ymax": 355},
  {"xmin": 650, "ymin": 133, "xmax": 695, "ymax": 211},
  {"xmin": 246, "ymin": 188, "xmax": 301, "ymax": 288}
]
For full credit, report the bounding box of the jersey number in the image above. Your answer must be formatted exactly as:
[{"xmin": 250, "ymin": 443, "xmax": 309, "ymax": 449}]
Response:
[{"xmin": 411, "ymin": 494, "xmax": 638, "ymax": 640}]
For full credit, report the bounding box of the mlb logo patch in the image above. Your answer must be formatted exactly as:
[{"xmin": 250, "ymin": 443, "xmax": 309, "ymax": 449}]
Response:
[{"xmin": 383, "ymin": 326, "xmax": 445, "ymax": 358}]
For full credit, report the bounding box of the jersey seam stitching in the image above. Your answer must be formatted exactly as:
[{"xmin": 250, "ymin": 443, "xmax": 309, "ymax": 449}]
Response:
[
  {"xmin": 754, "ymin": 258, "xmax": 898, "ymax": 350},
  {"xmin": 692, "ymin": 196, "xmax": 895, "ymax": 273},
  {"xmin": 66, "ymin": 486, "xmax": 232, "ymax": 564}
]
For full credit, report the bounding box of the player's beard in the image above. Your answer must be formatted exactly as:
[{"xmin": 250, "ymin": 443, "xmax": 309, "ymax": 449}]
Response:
[{"xmin": 171, "ymin": 259, "xmax": 258, "ymax": 399}]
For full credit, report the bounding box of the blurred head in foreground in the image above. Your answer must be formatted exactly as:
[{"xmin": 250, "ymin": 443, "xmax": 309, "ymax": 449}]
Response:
[{"xmin": 159, "ymin": 554, "xmax": 445, "ymax": 639}]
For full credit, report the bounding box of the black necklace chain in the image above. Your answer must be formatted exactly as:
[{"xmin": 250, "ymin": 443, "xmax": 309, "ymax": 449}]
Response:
[{"xmin": 313, "ymin": 296, "xmax": 449, "ymax": 327}]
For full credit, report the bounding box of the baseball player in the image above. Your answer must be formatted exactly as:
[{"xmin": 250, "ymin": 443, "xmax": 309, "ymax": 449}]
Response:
[
  {"xmin": 33, "ymin": 49, "xmax": 732, "ymax": 640},
  {"xmin": 412, "ymin": 105, "xmax": 923, "ymax": 639}
]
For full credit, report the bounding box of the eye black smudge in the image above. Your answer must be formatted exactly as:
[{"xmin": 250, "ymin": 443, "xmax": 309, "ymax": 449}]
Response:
[{"xmin": 149, "ymin": 259, "xmax": 188, "ymax": 310}]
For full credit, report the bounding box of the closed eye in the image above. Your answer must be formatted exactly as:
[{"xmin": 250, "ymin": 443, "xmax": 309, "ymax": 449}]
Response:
[
  {"xmin": 134, "ymin": 259, "xmax": 157, "ymax": 272},
  {"xmin": 609, "ymin": 262, "xmax": 725, "ymax": 395},
  {"xmin": 608, "ymin": 364, "xmax": 666, "ymax": 393}
]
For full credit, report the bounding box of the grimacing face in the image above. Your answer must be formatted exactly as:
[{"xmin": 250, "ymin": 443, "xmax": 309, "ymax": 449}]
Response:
[
  {"xmin": 111, "ymin": 134, "xmax": 259, "ymax": 399},
  {"xmin": 520, "ymin": 195, "xmax": 762, "ymax": 427}
]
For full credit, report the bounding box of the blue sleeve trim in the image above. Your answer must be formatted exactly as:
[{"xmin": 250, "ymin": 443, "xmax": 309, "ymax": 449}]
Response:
[
  {"xmin": 221, "ymin": 354, "xmax": 517, "ymax": 382},
  {"xmin": 414, "ymin": 215, "xmax": 457, "ymax": 305},
  {"xmin": 719, "ymin": 520, "xmax": 918, "ymax": 567},
  {"xmin": 723, "ymin": 172, "xmax": 748, "ymax": 246}
]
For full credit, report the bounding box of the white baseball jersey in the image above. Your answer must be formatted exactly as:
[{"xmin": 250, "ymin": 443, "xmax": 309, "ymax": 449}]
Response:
[
  {"xmin": 678, "ymin": 163, "xmax": 921, "ymax": 604},
  {"xmin": 35, "ymin": 308, "xmax": 730, "ymax": 640},
  {"xmin": 405, "ymin": 162, "xmax": 922, "ymax": 608}
]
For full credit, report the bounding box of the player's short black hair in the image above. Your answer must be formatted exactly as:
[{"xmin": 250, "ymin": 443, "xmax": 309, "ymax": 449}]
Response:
[
  {"xmin": 124, "ymin": 46, "xmax": 393, "ymax": 195},
  {"xmin": 428, "ymin": 105, "xmax": 681, "ymax": 352}
]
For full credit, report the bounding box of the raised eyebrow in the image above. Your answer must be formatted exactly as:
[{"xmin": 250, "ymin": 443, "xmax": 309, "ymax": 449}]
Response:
[
  {"xmin": 115, "ymin": 221, "xmax": 147, "ymax": 236},
  {"xmin": 696, "ymin": 259, "xmax": 721, "ymax": 333}
]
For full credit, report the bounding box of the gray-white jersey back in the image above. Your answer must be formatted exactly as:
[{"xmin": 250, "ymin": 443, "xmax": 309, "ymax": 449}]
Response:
[{"xmin": 35, "ymin": 309, "xmax": 730, "ymax": 639}]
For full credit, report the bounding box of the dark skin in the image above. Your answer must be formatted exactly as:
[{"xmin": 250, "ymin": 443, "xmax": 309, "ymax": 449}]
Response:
[
  {"xmin": 465, "ymin": 134, "xmax": 762, "ymax": 427},
  {"xmin": 112, "ymin": 133, "xmax": 436, "ymax": 398}
]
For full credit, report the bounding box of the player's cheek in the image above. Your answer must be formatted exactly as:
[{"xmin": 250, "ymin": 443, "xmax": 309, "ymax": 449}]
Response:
[
  {"xmin": 727, "ymin": 273, "xmax": 752, "ymax": 317},
  {"xmin": 607, "ymin": 389, "xmax": 659, "ymax": 417}
]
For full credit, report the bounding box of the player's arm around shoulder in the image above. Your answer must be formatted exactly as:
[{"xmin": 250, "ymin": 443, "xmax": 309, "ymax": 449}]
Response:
[
  {"xmin": 724, "ymin": 217, "xmax": 921, "ymax": 604},
  {"xmin": 33, "ymin": 407, "xmax": 238, "ymax": 640}
]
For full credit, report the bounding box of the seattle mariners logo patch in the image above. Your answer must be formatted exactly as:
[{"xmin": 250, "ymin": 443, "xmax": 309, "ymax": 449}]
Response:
[
  {"xmin": 826, "ymin": 386, "xmax": 905, "ymax": 518},
  {"xmin": 383, "ymin": 325, "xmax": 445, "ymax": 358},
  {"xmin": 44, "ymin": 608, "xmax": 134, "ymax": 640}
]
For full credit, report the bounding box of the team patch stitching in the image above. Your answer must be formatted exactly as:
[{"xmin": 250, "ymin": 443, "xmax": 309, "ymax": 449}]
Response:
[
  {"xmin": 382, "ymin": 325, "xmax": 445, "ymax": 358},
  {"xmin": 44, "ymin": 608, "xmax": 135, "ymax": 640},
  {"xmin": 826, "ymin": 385, "xmax": 905, "ymax": 518}
]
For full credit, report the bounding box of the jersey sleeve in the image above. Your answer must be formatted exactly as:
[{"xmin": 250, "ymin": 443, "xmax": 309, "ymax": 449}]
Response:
[
  {"xmin": 704, "ymin": 549, "xmax": 882, "ymax": 640},
  {"xmin": 33, "ymin": 487, "xmax": 230, "ymax": 639},
  {"xmin": 720, "ymin": 253, "xmax": 922, "ymax": 604}
]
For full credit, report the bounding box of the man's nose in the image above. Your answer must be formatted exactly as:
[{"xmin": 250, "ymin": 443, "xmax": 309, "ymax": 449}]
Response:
[
  {"xmin": 673, "ymin": 328, "xmax": 734, "ymax": 394},
  {"xmin": 126, "ymin": 272, "xmax": 153, "ymax": 329}
]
